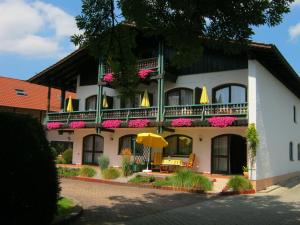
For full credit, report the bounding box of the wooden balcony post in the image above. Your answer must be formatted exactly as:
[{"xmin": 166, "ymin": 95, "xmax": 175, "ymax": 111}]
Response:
[
  {"xmin": 157, "ymin": 41, "xmax": 165, "ymax": 133},
  {"xmin": 60, "ymin": 88, "xmax": 65, "ymax": 111},
  {"xmin": 96, "ymin": 58, "xmax": 104, "ymax": 132},
  {"xmin": 47, "ymin": 85, "xmax": 51, "ymax": 112}
]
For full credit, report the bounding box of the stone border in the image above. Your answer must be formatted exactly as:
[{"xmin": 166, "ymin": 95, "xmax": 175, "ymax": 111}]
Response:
[
  {"xmin": 52, "ymin": 197, "xmax": 83, "ymax": 225},
  {"xmin": 219, "ymin": 189, "xmax": 256, "ymax": 196},
  {"xmin": 63, "ymin": 176, "xmax": 211, "ymax": 194}
]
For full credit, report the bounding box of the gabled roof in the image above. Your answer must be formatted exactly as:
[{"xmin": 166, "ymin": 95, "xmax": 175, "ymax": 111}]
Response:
[
  {"xmin": 28, "ymin": 41, "xmax": 300, "ymax": 98},
  {"xmin": 0, "ymin": 76, "xmax": 75, "ymax": 111}
]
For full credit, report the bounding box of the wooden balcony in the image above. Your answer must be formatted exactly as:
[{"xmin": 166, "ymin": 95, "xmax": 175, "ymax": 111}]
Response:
[
  {"xmin": 164, "ymin": 103, "xmax": 248, "ymax": 119},
  {"xmin": 104, "ymin": 57, "xmax": 158, "ymax": 73},
  {"xmin": 102, "ymin": 107, "xmax": 158, "ymax": 120},
  {"xmin": 46, "ymin": 103, "xmax": 248, "ymax": 123}
]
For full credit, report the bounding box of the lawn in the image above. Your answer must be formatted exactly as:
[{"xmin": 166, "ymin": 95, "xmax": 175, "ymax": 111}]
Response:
[{"xmin": 57, "ymin": 197, "xmax": 75, "ymax": 216}]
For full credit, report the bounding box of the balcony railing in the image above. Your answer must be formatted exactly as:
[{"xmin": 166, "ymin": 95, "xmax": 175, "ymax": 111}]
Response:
[
  {"xmin": 104, "ymin": 57, "xmax": 158, "ymax": 73},
  {"xmin": 46, "ymin": 103, "xmax": 248, "ymax": 123},
  {"xmin": 47, "ymin": 110, "xmax": 96, "ymax": 122},
  {"xmin": 164, "ymin": 103, "xmax": 248, "ymax": 119},
  {"xmin": 102, "ymin": 107, "xmax": 158, "ymax": 120}
]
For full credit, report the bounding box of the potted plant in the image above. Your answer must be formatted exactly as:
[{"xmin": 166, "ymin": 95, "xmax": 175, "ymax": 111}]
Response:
[{"xmin": 242, "ymin": 166, "xmax": 249, "ymax": 178}]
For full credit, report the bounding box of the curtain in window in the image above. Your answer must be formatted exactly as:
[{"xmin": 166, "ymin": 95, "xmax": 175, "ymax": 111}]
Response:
[{"xmin": 164, "ymin": 135, "xmax": 192, "ymax": 156}]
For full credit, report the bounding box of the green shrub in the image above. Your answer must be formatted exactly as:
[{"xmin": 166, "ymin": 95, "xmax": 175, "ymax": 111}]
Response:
[
  {"xmin": 153, "ymin": 179, "xmax": 172, "ymax": 187},
  {"xmin": 227, "ymin": 176, "xmax": 253, "ymax": 191},
  {"xmin": 102, "ymin": 167, "xmax": 120, "ymax": 179},
  {"xmin": 57, "ymin": 167, "xmax": 80, "ymax": 177},
  {"xmin": 1, "ymin": 112, "xmax": 59, "ymax": 225},
  {"xmin": 55, "ymin": 155, "xmax": 66, "ymax": 164},
  {"xmin": 62, "ymin": 148, "xmax": 73, "ymax": 164},
  {"xmin": 79, "ymin": 166, "xmax": 96, "ymax": 177},
  {"xmin": 98, "ymin": 155, "xmax": 110, "ymax": 171},
  {"xmin": 50, "ymin": 146, "xmax": 58, "ymax": 158},
  {"xmin": 122, "ymin": 156, "xmax": 132, "ymax": 177},
  {"xmin": 129, "ymin": 175, "xmax": 156, "ymax": 183},
  {"xmin": 151, "ymin": 169, "xmax": 212, "ymax": 191}
]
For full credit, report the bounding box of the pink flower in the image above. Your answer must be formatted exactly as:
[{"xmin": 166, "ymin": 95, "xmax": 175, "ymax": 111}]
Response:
[
  {"xmin": 171, "ymin": 118, "xmax": 193, "ymax": 127},
  {"xmin": 128, "ymin": 119, "xmax": 150, "ymax": 128},
  {"xmin": 102, "ymin": 120, "xmax": 122, "ymax": 128},
  {"xmin": 69, "ymin": 121, "xmax": 86, "ymax": 129},
  {"xmin": 47, "ymin": 122, "xmax": 63, "ymax": 130},
  {"xmin": 103, "ymin": 73, "xmax": 115, "ymax": 83},
  {"xmin": 208, "ymin": 117, "xmax": 237, "ymax": 128},
  {"xmin": 138, "ymin": 69, "xmax": 154, "ymax": 79}
]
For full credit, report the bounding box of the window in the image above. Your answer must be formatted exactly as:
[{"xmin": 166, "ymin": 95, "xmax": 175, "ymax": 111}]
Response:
[
  {"xmin": 289, "ymin": 142, "xmax": 294, "ymax": 161},
  {"xmin": 120, "ymin": 92, "xmax": 153, "ymax": 108},
  {"xmin": 298, "ymin": 144, "xmax": 300, "ymax": 161},
  {"xmin": 166, "ymin": 88, "xmax": 193, "ymax": 106},
  {"xmin": 118, "ymin": 135, "xmax": 143, "ymax": 155},
  {"xmin": 83, "ymin": 135, "xmax": 104, "ymax": 164},
  {"xmin": 15, "ymin": 89, "xmax": 27, "ymax": 96},
  {"xmin": 294, "ymin": 106, "xmax": 297, "ymax": 123},
  {"xmin": 213, "ymin": 84, "xmax": 246, "ymax": 104},
  {"xmin": 85, "ymin": 95, "xmax": 97, "ymax": 110},
  {"xmin": 163, "ymin": 135, "xmax": 192, "ymax": 157}
]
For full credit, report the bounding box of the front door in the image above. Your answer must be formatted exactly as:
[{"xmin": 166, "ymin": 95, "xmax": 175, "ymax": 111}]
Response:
[
  {"xmin": 211, "ymin": 134, "xmax": 246, "ymax": 174},
  {"xmin": 82, "ymin": 134, "xmax": 104, "ymax": 164}
]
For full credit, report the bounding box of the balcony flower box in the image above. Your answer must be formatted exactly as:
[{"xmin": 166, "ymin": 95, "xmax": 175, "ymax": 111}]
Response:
[
  {"xmin": 69, "ymin": 121, "xmax": 86, "ymax": 129},
  {"xmin": 208, "ymin": 116, "xmax": 237, "ymax": 128},
  {"xmin": 171, "ymin": 118, "xmax": 193, "ymax": 127},
  {"xmin": 128, "ymin": 119, "xmax": 150, "ymax": 128},
  {"xmin": 138, "ymin": 69, "xmax": 154, "ymax": 79},
  {"xmin": 103, "ymin": 73, "xmax": 115, "ymax": 83},
  {"xmin": 102, "ymin": 120, "xmax": 122, "ymax": 128},
  {"xmin": 47, "ymin": 122, "xmax": 63, "ymax": 130}
]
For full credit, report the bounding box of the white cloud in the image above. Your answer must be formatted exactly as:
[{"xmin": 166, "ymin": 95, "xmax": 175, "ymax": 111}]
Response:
[
  {"xmin": 0, "ymin": 0, "xmax": 80, "ymax": 57},
  {"xmin": 289, "ymin": 23, "xmax": 300, "ymax": 40},
  {"xmin": 292, "ymin": 0, "xmax": 300, "ymax": 7}
]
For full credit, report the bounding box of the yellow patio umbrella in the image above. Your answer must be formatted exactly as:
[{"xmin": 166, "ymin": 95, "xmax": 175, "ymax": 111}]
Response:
[
  {"xmin": 66, "ymin": 96, "xmax": 73, "ymax": 112},
  {"xmin": 200, "ymin": 86, "xmax": 209, "ymax": 104},
  {"xmin": 140, "ymin": 90, "xmax": 150, "ymax": 107},
  {"xmin": 136, "ymin": 133, "xmax": 168, "ymax": 148},
  {"xmin": 102, "ymin": 93, "xmax": 109, "ymax": 108},
  {"xmin": 136, "ymin": 133, "xmax": 168, "ymax": 172}
]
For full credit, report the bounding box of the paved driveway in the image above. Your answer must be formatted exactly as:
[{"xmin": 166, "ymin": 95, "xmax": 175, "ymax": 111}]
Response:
[
  {"xmin": 61, "ymin": 178, "xmax": 211, "ymax": 225},
  {"xmin": 61, "ymin": 178, "xmax": 300, "ymax": 225}
]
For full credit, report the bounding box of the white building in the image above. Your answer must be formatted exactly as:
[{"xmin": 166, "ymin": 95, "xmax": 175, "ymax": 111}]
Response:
[{"xmin": 29, "ymin": 40, "xmax": 300, "ymax": 190}]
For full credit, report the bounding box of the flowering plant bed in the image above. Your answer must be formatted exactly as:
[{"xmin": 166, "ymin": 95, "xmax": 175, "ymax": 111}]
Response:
[
  {"xmin": 69, "ymin": 121, "xmax": 86, "ymax": 129},
  {"xmin": 47, "ymin": 122, "xmax": 63, "ymax": 130},
  {"xmin": 102, "ymin": 120, "xmax": 122, "ymax": 128},
  {"xmin": 103, "ymin": 73, "xmax": 115, "ymax": 83},
  {"xmin": 128, "ymin": 119, "xmax": 150, "ymax": 128},
  {"xmin": 208, "ymin": 116, "xmax": 237, "ymax": 128},
  {"xmin": 171, "ymin": 118, "xmax": 193, "ymax": 127}
]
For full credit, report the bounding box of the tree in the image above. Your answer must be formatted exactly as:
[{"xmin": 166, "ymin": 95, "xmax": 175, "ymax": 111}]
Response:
[
  {"xmin": 72, "ymin": 0, "xmax": 294, "ymax": 94},
  {"xmin": 1, "ymin": 113, "xmax": 59, "ymax": 225}
]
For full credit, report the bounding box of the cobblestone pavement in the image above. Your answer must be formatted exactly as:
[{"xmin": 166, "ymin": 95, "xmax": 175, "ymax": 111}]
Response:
[{"xmin": 61, "ymin": 178, "xmax": 300, "ymax": 225}]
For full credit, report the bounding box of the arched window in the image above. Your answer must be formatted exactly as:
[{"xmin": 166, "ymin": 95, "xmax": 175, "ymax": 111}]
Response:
[
  {"xmin": 166, "ymin": 88, "xmax": 193, "ymax": 106},
  {"xmin": 213, "ymin": 84, "xmax": 247, "ymax": 104},
  {"xmin": 85, "ymin": 95, "xmax": 97, "ymax": 110},
  {"xmin": 82, "ymin": 134, "xmax": 103, "ymax": 164},
  {"xmin": 289, "ymin": 142, "xmax": 294, "ymax": 161},
  {"xmin": 163, "ymin": 135, "xmax": 192, "ymax": 157},
  {"xmin": 118, "ymin": 135, "xmax": 143, "ymax": 155}
]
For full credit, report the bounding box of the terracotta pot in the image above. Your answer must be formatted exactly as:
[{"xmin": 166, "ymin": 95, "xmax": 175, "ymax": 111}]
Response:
[{"xmin": 243, "ymin": 172, "xmax": 249, "ymax": 178}]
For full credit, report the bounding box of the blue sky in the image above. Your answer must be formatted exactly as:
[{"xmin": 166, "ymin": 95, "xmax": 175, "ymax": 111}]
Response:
[{"xmin": 0, "ymin": 0, "xmax": 299, "ymax": 80}]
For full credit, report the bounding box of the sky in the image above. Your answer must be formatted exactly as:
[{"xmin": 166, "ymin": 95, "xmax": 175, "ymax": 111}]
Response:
[{"xmin": 0, "ymin": 0, "xmax": 300, "ymax": 80}]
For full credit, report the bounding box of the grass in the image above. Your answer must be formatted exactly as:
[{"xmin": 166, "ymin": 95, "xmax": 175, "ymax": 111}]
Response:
[
  {"xmin": 57, "ymin": 167, "xmax": 80, "ymax": 177},
  {"xmin": 102, "ymin": 167, "xmax": 120, "ymax": 179},
  {"xmin": 153, "ymin": 169, "xmax": 213, "ymax": 191},
  {"xmin": 129, "ymin": 175, "xmax": 155, "ymax": 183},
  {"xmin": 57, "ymin": 197, "xmax": 75, "ymax": 217},
  {"xmin": 79, "ymin": 166, "xmax": 96, "ymax": 177},
  {"xmin": 227, "ymin": 175, "xmax": 253, "ymax": 191}
]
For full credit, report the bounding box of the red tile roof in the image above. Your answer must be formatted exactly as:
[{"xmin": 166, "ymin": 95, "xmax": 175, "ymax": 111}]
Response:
[{"xmin": 0, "ymin": 76, "xmax": 75, "ymax": 112}]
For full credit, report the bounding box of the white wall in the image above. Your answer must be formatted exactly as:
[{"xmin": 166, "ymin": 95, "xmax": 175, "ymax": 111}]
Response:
[
  {"xmin": 72, "ymin": 127, "xmax": 246, "ymax": 173},
  {"xmin": 249, "ymin": 60, "xmax": 300, "ymax": 180},
  {"xmin": 76, "ymin": 69, "xmax": 248, "ymax": 110}
]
